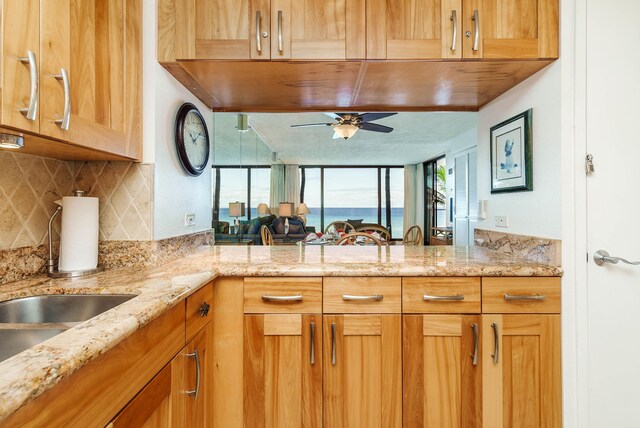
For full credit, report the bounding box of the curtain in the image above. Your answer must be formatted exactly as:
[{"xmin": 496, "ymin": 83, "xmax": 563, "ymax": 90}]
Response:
[
  {"xmin": 404, "ymin": 164, "xmax": 425, "ymax": 238},
  {"xmin": 270, "ymin": 164, "xmax": 285, "ymax": 212},
  {"xmin": 285, "ymin": 165, "xmax": 301, "ymax": 208}
]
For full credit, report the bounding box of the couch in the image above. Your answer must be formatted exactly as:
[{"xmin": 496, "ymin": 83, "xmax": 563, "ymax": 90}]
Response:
[{"xmin": 213, "ymin": 215, "xmax": 311, "ymax": 245}]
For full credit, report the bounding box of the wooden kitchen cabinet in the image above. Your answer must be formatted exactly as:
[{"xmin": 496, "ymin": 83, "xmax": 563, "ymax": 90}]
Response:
[
  {"xmin": 0, "ymin": 0, "xmax": 142, "ymax": 160},
  {"xmin": 323, "ymin": 314, "xmax": 402, "ymax": 427},
  {"xmin": 159, "ymin": 0, "xmax": 365, "ymax": 61},
  {"xmin": 368, "ymin": 0, "xmax": 557, "ymax": 60},
  {"xmin": 244, "ymin": 313, "xmax": 323, "ymax": 427},
  {"xmin": 367, "ymin": 0, "xmax": 463, "ymax": 60},
  {"xmin": 462, "ymin": 0, "xmax": 558, "ymax": 59},
  {"xmin": 481, "ymin": 277, "xmax": 562, "ymax": 427},
  {"xmin": 403, "ymin": 315, "xmax": 482, "ymax": 428}
]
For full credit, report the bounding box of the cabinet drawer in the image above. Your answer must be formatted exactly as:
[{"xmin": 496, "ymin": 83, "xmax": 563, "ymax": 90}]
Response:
[
  {"xmin": 186, "ymin": 282, "xmax": 214, "ymax": 341},
  {"xmin": 323, "ymin": 277, "xmax": 401, "ymax": 313},
  {"xmin": 482, "ymin": 277, "xmax": 561, "ymax": 313},
  {"xmin": 403, "ymin": 277, "xmax": 481, "ymax": 313},
  {"xmin": 244, "ymin": 277, "xmax": 322, "ymax": 313}
]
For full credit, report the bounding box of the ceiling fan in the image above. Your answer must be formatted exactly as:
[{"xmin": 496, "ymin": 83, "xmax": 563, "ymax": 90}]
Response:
[{"xmin": 290, "ymin": 112, "xmax": 398, "ymax": 140}]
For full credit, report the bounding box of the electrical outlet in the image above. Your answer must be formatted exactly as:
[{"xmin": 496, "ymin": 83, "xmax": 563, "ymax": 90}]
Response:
[
  {"xmin": 495, "ymin": 215, "xmax": 509, "ymax": 228},
  {"xmin": 185, "ymin": 213, "xmax": 196, "ymax": 227}
]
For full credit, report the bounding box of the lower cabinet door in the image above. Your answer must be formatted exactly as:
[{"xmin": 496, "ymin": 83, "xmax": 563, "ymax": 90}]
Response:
[
  {"xmin": 244, "ymin": 313, "xmax": 322, "ymax": 428},
  {"xmin": 403, "ymin": 315, "xmax": 482, "ymax": 428},
  {"xmin": 323, "ymin": 314, "xmax": 402, "ymax": 428},
  {"xmin": 172, "ymin": 322, "xmax": 213, "ymax": 427},
  {"xmin": 109, "ymin": 363, "xmax": 172, "ymax": 428},
  {"xmin": 482, "ymin": 314, "xmax": 562, "ymax": 428}
]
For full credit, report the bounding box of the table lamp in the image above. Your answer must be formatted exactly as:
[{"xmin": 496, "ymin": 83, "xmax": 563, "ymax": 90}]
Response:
[
  {"xmin": 257, "ymin": 203, "xmax": 271, "ymax": 216},
  {"xmin": 278, "ymin": 202, "xmax": 294, "ymax": 234},
  {"xmin": 297, "ymin": 203, "xmax": 310, "ymax": 225},
  {"xmin": 229, "ymin": 202, "xmax": 245, "ymax": 235}
]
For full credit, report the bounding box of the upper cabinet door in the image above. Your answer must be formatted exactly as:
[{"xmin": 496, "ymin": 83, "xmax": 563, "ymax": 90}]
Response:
[
  {"xmin": 199, "ymin": 0, "xmax": 254, "ymax": 60},
  {"xmin": 40, "ymin": 0, "xmax": 141, "ymax": 159},
  {"xmin": 290, "ymin": 0, "xmax": 366, "ymax": 60},
  {"xmin": 367, "ymin": 0, "xmax": 462, "ymax": 60},
  {"xmin": 2, "ymin": 0, "xmax": 41, "ymax": 133},
  {"xmin": 462, "ymin": 0, "xmax": 559, "ymax": 59}
]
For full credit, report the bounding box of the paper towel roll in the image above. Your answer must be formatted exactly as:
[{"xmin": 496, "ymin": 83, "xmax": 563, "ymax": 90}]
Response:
[{"xmin": 58, "ymin": 196, "xmax": 99, "ymax": 272}]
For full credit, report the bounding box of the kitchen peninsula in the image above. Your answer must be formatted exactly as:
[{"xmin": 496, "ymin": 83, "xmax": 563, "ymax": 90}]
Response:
[{"xmin": 0, "ymin": 245, "xmax": 561, "ymax": 427}]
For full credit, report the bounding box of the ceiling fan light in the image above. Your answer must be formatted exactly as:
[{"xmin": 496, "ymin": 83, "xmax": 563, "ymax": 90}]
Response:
[{"xmin": 334, "ymin": 124, "xmax": 358, "ymax": 140}]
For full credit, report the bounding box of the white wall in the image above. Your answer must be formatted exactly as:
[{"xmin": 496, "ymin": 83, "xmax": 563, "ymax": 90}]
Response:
[
  {"xmin": 444, "ymin": 128, "xmax": 477, "ymax": 227},
  {"xmin": 475, "ymin": 62, "xmax": 562, "ymax": 239},
  {"xmin": 142, "ymin": 0, "xmax": 213, "ymax": 239}
]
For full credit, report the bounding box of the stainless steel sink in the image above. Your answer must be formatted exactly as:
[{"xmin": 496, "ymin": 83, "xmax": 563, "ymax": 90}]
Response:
[
  {"xmin": 0, "ymin": 294, "xmax": 136, "ymax": 323},
  {"xmin": 0, "ymin": 328, "xmax": 67, "ymax": 361}
]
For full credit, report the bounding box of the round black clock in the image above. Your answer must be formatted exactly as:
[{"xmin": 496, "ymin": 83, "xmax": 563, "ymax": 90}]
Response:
[{"xmin": 174, "ymin": 103, "xmax": 210, "ymax": 177}]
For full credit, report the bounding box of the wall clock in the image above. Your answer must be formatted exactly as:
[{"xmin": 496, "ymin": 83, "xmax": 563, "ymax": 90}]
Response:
[{"xmin": 174, "ymin": 103, "xmax": 210, "ymax": 177}]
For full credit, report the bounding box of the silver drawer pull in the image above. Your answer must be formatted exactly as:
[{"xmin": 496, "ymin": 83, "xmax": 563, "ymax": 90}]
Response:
[
  {"xmin": 472, "ymin": 9, "xmax": 479, "ymax": 51},
  {"xmin": 504, "ymin": 294, "xmax": 546, "ymax": 301},
  {"xmin": 450, "ymin": 10, "xmax": 457, "ymax": 51},
  {"xmin": 261, "ymin": 294, "xmax": 303, "ymax": 302},
  {"xmin": 310, "ymin": 321, "xmax": 315, "ymax": 365},
  {"xmin": 331, "ymin": 322, "xmax": 337, "ymax": 365},
  {"xmin": 256, "ymin": 11, "xmax": 262, "ymax": 53},
  {"xmin": 342, "ymin": 294, "xmax": 383, "ymax": 301},
  {"xmin": 423, "ymin": 294, "xmax": 464, "ymax": 301},
  {"xmin": 491, "ymin": 322, "xmax": 499, "ymax": 364}
]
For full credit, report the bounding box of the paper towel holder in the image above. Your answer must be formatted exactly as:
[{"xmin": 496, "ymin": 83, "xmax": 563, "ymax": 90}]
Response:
[{"xmin": 46, "ymin": 191, "xmax": 104, "ymax": 278}]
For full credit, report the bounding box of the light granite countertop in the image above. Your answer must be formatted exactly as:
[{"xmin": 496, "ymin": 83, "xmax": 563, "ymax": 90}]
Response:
[{"xmin": 0, "ymin": 245, "xmax": 561, "ymax": 421}]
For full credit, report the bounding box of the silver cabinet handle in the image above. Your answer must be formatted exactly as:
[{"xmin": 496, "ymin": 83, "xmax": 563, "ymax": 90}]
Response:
[
  {"xmin": 277, "ymin": 10, "xmax": 283, "ymax": 52},
  {"xmin": 472, "ymin": 9, "xmax": 479, "ymax": 51},
  {"xmin": 261, "ymin": 294, "xmax": 303, "ymax": 302},
  {"xmin": 331, "ymin": 322, "xmax": 336, "ymax": 365},
  {"xmin": 256, "ymin": 11, "xmax": 262, "ymax": 53},
  {"xmin": 504, "ymin": 294, "xmax": 546, "ymax": 301},
  {"xmin": 186, "ymin": 349, "xmax": 201, "ymax": 399},
  {"xmin": 423, "ymin": 294, "xmax": 464, "ymax": 301},
  {"xmin": 53, "ymin": 68, "xmax": 70, "ymax": 130},
  {"xmin": 310, "ymin": 321, "xmax": 315, "ymax": 365},
  {"xmin": 342, "ymin": 294, "xmax": 383, "ymax": 301},
  {"xmin": 594, "ymin": 250, "xmax": 640, "ymax": 266},
  {"xmin": 491, "ymin": 322, "xmax": 499, "ymax": 364},
  {"xmin": 471, "ymin": 323, "xmax": 479, "ymax": 366},
  {"xmin": 450, "ymin": 10, "xmax": 457, "ymax": 51},
  {"xmin": 19, "ymin": 51, "xmax": 38, "ymax": 120}
]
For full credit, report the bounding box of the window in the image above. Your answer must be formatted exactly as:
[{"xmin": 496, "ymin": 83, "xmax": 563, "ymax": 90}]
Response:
[
  {"xmin": 212, "ymin": 166, "xmax": 270, "ymax": 224},
  {"xmin": 300, "ymin": 166, "xmax": 404, "ymax": 239}
]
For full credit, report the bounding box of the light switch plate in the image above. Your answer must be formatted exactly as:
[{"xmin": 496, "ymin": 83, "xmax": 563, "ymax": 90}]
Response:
[
  {"xmin": 495, "ymin": 215, "xmax": 509, "ymax": 228},
  {"xmin": 185, "ymin": 213, "xmax": 196, "ymax": 227}
]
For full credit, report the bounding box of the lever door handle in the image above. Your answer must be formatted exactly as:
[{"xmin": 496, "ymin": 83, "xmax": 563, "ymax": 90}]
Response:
[{"xmin": 594, "ymin": 250, "xmax": 640, "ymax": 266}]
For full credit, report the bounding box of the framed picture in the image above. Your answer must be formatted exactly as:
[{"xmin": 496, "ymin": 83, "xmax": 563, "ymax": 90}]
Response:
[{"xmin": 490, "ymin": 109, "xmax": 533, "ymax": 193}]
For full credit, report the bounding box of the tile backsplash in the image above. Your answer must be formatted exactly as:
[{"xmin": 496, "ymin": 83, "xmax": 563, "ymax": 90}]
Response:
[{"xmin": 0, "ymin": 152, "xmax": 153, "ymax": 250}]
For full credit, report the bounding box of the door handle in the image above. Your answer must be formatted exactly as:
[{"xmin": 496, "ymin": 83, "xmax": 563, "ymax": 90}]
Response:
[
  {"xmin": 472, "ymin": 9, "xmax": 480, "ymax": 51},
  {"xmin": 491, "ymin": 322, "xmax": 499, "ymax": 364},
  {"xmin": 450, "ymin": 10, "xmax": 458, "ymax": 51},
  {"xmin": 331, "ymin": 322, "xmax": 336, "ymax": 365},
  {"xmin": 594, "ymin": 250, "xmax": 640, "ymax": 266},
  {"xmin": 277, "ymin": 10, "xmax": 283, "ymax": 53},
  {"xmin": 261, "ymin": 294, "xmax": 303, "ymax": 302},
  {"xmin": 310, "ymin": 321, "xmax": 315, "ymax": 365},
  {"xmin": 19, "ymin": 51, "xmax": 38, "ymax": 120},
  {"xmin": 342, "ymin": 294, "xmax": 383, "ymax": 301},
  {"xmin": 471, "ymin": 323, "xmax": 479, "ymax": 366},
  {"xmin": 256, "ymin": 11, "xmax": 262, "ymax": 53},
  {"xmin": 423, "ymin": 294, "xmax": 464, "ymax": 301},
  {"xmin": 186, "ymin": 349, "xmax": 201, "ymax": 399},
  {"xmin": 53, "ymin": 68, "xmax": 71, "ymax": 130}
]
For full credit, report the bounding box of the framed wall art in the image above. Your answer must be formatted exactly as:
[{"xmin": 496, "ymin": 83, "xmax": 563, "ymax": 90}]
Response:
[{"xmin": 490, "ymin": 109, "xmax": 533, "ymax": 193}]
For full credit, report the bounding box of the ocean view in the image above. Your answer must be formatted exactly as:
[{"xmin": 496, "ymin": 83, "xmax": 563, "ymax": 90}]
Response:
[{"xmin": 218, "ymin": 207, "xmax": 405, "ymax": 239}]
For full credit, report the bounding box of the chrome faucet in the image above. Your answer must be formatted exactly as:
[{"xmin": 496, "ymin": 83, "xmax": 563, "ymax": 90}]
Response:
[{"xmin": 47, "ymin": 206, "xmax": 63, "ymax": 275}]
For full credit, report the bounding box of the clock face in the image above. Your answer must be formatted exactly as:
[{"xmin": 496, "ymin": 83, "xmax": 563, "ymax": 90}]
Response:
[
  {"xmin": 175, "ymin": 103, "xmax": 210, "ymax": 176},
  {"xmin": 183, "ymin": 111, "xmax": 208, "ymax": 168}
]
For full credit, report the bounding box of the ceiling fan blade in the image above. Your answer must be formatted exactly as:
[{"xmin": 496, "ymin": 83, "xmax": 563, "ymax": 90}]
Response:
[
  {"xmin": 290, "ymin": 123, "xmax": 334, "ymax": 128},
  {"xmin": 359, "ymin": 122, "xmax": 394, "ymax": 133},
  {"xmin": 323, "ymin": 113, "xmax": 342, "ymax": 120},
  {"xmin": 358, "ymin": 112, "xmax": 398, "ymax": 122}
]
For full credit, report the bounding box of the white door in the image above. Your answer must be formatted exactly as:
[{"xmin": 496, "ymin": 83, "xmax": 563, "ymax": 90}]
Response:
[
  {"xmin": 454, "ymin": 148, "xmax": 477, "ymax": 246},
  {"xmin": 585, "ymin": 0, "xmax": 640, "ymax": 426}
]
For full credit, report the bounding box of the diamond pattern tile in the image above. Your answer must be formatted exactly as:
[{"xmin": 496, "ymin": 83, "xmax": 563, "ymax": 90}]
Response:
[{"xmin": 0, "ymin": 152, "xmax": 153, "ymax": 249}]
